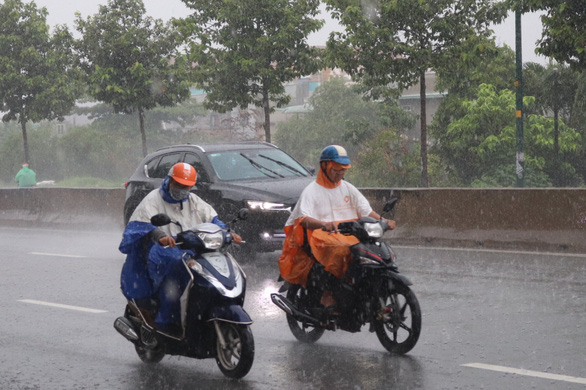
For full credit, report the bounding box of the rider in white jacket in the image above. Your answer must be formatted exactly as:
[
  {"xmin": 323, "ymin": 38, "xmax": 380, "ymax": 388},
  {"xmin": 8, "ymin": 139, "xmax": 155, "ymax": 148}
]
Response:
[{"xmin": 120, "ymin": 162, "xmax": 241, "ymax": 335}]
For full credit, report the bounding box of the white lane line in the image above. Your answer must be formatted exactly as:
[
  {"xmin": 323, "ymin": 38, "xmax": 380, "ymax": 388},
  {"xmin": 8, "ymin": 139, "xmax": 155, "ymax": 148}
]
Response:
[
  {"xmin": 462, "ymin": 363, "xmax": 586, "ymax": 385},
  {"xmin": 29, "ymin": 252, "xmax": 87, "ymax": 258},
  {"xmin": 19, "ymin": 299, "xmax": 107, "ymax": 314},
  {"xmin": 394, "ymin": 245, "xmax": 586, "ymax": 258}
]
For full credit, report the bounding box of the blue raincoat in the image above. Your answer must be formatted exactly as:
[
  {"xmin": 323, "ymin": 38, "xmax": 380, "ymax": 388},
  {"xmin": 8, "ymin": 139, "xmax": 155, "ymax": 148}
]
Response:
[{"xmin": 119, "ymin": 177, "xmax": 228, "ymax": 326}]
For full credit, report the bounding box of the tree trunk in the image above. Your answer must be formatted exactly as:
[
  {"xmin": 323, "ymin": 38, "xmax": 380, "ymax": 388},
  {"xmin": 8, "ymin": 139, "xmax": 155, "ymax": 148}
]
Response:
[
  {"xmin": 419, "ymin": 70, "xmax": 429, "ymax": 187},
  {"xmin": 20, "ymin": 120, "xmax": 30, "ymax": 164},
  {"xmin": 139, "ymin": 108, "xmax": 148, "ymax": 157},
  {"xmin": 263, "ymin": 87, "xmax": 271, "ymax": 143}
]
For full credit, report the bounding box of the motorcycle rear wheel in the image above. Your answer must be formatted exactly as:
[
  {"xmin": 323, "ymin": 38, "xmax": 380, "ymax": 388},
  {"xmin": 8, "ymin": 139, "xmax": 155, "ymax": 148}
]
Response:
[
  {"xmin": 373, "ymin": 285, "xmax": 421, "ymax": 354},
  {"xmin": 215, "ymin": 323, "xmax": 255, "ymax": 379},
  {"xmin": 286, "ymin": 284, "xmax": 325, "ymax": 343},
  {"xmin": 135, "ymin": 344, "xmax": 165, "ymax": 364}
]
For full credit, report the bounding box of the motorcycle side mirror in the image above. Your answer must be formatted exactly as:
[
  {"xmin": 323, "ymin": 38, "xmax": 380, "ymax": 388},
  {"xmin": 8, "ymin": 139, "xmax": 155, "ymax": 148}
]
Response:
[
  {"xmin": 237, "ymin": 208, "xmax": 249, "ymax": 221},
  {"xmin": 383, "ymin": 197, "xmax": 398, "ymax": 213},
  {"xmin": 151, "ymin": 213, "xmax": 172, "ymax": 226}
]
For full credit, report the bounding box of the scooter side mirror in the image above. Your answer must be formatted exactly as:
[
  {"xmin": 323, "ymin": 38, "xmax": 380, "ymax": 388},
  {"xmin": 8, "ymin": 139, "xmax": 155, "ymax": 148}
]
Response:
[
  {"xmin": 383, "ymin": 197, "xmax": 398, "ymax": 213},
  {"xmin": 151, "ymin": 213, "xmax": 172, "ymax": 226},
  {"xmin": 238, "ymin": 208, "xmax": 249, "ymax": 221}
]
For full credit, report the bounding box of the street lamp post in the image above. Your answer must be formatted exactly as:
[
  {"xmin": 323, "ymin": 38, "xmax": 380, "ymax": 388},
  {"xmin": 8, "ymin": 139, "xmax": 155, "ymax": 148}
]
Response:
[
  {"xmin": 553, "ymin": 68, "xmax": 560, "ymax": 183},
  {"xmin": 515, "ymin": 10, "xmax": 524, "ymax": 188}
]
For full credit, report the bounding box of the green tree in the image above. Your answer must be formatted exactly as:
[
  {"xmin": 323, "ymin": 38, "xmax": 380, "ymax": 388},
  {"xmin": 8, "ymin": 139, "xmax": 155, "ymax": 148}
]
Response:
[
  {"xmin": 430, "ymin": 43, "xmax": 516, "ymax": 184},
  {"xmin": 74, "ymin": 0, "xmax": 192, "ymax": 157},
  {"xmin": 0, "ymin": 0, "xmax": 80, "ymax": 164},
  {"xmin": 274, "ymin": 77, "xmax": 414, "ymax": 166},
  {"xmin": 510, "ymin": 1, "xmax": 586, "ymax": 70},
  {"xmin": 324, "ymin": 0, "xmax": 508, "ymax": 187},
  {"xmin": 441, "ymin": 84, "xmax": 582, "ymax": 187},
  {"xmin": 177, "ymin": 0, "xmax": 324, "ymax": 143}
]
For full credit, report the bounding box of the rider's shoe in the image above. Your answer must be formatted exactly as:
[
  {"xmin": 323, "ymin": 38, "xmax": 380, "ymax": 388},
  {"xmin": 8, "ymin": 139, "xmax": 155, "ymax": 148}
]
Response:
[{"xmin": 320, "ymin": 290, "xmax": 336, "ymax": 307}]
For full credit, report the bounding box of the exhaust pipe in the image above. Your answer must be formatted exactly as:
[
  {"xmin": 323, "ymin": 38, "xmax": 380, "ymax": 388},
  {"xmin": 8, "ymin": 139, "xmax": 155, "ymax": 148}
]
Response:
[
  {"xmin": 114, "ymin": 317, "xmax": 139, "ymax": 342},
  {"xmin": 270, "ymin": 293, "xmax": 320, "ymax": 326}
]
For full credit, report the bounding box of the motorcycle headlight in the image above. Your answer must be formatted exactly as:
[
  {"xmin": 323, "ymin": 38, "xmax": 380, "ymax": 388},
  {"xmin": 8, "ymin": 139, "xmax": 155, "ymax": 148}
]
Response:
[
  {"xmin": 359, "ymin": 256, "xmax": 381, "ymax": 265},
  {"xmin": 364, "ymin": 222, "xmax": 383, "ymax": 238},
  {"xmin": 198, "ymin": 231, "xmax": 224, "ymax": 250},
  {"xmin": 246, "ymin": 200, "xmax": 289, "ymax": 211}
]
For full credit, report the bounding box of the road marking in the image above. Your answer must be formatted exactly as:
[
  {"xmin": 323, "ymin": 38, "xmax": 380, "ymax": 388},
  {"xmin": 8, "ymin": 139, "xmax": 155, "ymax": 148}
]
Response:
[
  {"xmin": 462, "ymin": 363, "xmax": 586, "ymax": 385},
  {"xmin": 394, "ymin": 245, "xmax": 586, "ymax": 258},
  {"xmin": 19, "ymin": 299, "xmax": 107, "ymax": 313},
  {"xmin": 29, "ymin": 252, "xmax": 86, "ymax": 258}
]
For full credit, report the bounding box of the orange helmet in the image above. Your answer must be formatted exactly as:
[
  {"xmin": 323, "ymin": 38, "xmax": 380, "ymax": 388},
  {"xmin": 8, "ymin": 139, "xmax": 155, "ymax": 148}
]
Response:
[{"xmin": 168, "ymin": 163, "xmax": 197, "ymax": 186}]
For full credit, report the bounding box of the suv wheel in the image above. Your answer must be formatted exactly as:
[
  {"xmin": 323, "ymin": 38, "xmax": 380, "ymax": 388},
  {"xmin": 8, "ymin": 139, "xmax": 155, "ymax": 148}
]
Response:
[{"xmin": 123, "ymin": 196, "xmax": 142, "ymax": 226}]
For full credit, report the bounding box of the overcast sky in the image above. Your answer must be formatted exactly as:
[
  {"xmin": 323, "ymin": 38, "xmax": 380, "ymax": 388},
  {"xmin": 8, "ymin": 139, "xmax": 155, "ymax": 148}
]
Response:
[{"xmin": 34, "ymin": 0, "xmax": 548, "ymax": 65}]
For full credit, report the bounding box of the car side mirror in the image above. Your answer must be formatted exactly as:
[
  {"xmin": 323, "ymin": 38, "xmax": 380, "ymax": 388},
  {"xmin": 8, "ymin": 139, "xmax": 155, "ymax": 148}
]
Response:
[{"xmin": 151, "ymin": 213, "xmax": 172, "ymax": 226}]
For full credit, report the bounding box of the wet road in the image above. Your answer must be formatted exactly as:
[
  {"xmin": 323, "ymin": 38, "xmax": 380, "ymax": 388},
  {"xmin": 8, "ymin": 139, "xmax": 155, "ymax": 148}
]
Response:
[{"xmin": 1, "ymin": 225, "xmax": 585, "ymax": 390}]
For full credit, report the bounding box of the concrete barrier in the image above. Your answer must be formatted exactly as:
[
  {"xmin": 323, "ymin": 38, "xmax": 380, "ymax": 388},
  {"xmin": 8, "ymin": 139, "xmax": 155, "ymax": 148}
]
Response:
[
  {"xmin": 362, "ymin": 188, "xmax": 586, "ymax": 253},
  {"xmin": 0, "ymin": 187, "xmax": 125, "ymax": 231},
  {"xmin": 1, "ymin": 187, "xmax": 584, "ymax": 253}
]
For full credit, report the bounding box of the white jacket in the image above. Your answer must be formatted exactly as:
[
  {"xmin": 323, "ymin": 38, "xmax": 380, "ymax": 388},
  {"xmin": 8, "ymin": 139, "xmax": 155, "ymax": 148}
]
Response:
[{"xmin": 130, "ymin": 189, "xmax": 219, "ymax": 237}]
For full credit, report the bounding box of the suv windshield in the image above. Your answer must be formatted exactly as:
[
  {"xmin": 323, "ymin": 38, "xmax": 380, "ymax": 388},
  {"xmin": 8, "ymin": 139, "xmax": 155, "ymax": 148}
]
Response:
[{"xmin": 207, "ymin": 149, "xmax": 309, "ymax": 181}]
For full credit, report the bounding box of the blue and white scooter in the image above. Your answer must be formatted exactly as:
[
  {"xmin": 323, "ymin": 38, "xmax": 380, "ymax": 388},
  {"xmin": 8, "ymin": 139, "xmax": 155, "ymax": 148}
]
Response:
[{"xmin": 114, "ymin": 209, "xmax": 254, "ymax": 379}]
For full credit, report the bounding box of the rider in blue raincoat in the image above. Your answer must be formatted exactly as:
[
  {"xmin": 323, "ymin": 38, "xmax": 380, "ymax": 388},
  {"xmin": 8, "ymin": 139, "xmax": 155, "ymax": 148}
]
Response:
[{"xmin": 119, "ymin": 162, "xmax": 242, "ymax": 335}]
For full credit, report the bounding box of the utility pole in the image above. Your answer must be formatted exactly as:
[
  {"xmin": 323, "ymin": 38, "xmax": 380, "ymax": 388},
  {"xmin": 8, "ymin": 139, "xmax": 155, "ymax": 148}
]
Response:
[{"xmin": 515, "ymin": 10, "xmax": 524, "ymax": 188}]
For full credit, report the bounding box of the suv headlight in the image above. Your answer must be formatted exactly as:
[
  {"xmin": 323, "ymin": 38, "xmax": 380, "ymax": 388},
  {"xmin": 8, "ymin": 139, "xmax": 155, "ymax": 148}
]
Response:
[
  {"xmin": 198, "ymin": 231, "xmax": 224, "ymax": 250},
  {"xmin": 364, "ymin": 222, "xmax": 383, "ymax": 238},
  {"xmin": 246, "ymin": 200, "xmax": 289, "ymax": 211}
]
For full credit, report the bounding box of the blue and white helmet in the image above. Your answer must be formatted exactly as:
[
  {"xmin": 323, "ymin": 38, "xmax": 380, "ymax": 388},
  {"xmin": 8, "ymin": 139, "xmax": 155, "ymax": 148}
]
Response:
[{"xmin": 319, "ymin": 145, "xmax": 351, "ymax": 165}]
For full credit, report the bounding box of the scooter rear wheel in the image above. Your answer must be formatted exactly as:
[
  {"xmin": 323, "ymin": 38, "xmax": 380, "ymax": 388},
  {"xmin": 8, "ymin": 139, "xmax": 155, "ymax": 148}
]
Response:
[
  {"xmin": 286, "ymin": 284, "xmax": 325, "ymax": 343},
  {"xmin": 215, "ymin": 323, "xmax": 255, "ymax": 379}
]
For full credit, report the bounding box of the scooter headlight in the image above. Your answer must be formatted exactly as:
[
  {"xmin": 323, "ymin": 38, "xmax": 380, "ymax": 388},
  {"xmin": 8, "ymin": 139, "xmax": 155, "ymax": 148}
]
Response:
[
  {"xmin": 364, "ymin": 222, "xmax": 383, "ymax": 238},
  {"xmin": 198, "ymin": 231, "xmax": 224, "ymax": 250}
]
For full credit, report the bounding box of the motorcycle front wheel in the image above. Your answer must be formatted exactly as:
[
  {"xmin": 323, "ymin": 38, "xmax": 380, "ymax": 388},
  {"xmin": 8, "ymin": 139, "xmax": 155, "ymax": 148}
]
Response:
[
  {"xmin": 286, "ymin": 284, "xmax": 325, "ymax": 343},
  {"xmin": 215, "ymin": 323, "xmax": 255, "ymax": 379},
  {"xmin": 373, "ymin": 284, "xmax": 421, "ymax": 354}
]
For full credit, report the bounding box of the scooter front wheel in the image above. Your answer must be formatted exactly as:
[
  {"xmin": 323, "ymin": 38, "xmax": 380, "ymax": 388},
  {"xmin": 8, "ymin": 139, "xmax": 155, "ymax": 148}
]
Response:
[
  {"xmin": 215, "ymin": 323, "xmax": 255, "ymax": 379},
  {"xmin": 135, "ymin": 343, "xmax": 165, "ymax": 364}
]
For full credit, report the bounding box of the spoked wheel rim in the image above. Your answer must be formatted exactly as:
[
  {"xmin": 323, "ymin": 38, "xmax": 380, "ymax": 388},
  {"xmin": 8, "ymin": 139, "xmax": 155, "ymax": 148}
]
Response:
[
  {"xmin": 285, "ymin": 285, "xmax": 325, "ymax": 343},
  {"xmin": 374, "ymin": 285, "xmax": 421, "ymax": 354},
  {"xmin": 215, "ymin": 323, "xmax": 254, "ymax": 379}
]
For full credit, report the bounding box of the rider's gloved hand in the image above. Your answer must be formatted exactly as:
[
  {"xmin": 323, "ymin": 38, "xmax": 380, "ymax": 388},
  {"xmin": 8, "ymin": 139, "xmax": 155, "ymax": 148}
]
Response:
[
  {"xmin": 232, "ymin": 233, "xmax": 243, "ymax": 244},
  {"xmin": 323, "ymin": 221, "xmax": 338, "ymax": 232},
  {"xmin": 159, "ymin": 236, "xmax": 176, "ymax": 248},
  {"xmin": 383, "ymin": 218, "xmax": 397, "ymax": 230}
]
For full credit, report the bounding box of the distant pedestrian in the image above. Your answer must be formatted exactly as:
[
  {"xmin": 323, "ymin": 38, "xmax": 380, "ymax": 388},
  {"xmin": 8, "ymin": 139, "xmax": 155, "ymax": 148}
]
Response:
[{"xmin": 14, "ymin": 163, "xmax": 37, "ymax": 188}]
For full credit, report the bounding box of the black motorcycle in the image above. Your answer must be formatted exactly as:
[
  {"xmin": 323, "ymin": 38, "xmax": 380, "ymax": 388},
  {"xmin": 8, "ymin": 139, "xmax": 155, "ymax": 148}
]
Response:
[
  {"xmin": 271, "ymin": 198, "xmax": 421, "ymax": 354},
  {"xmin": 114, "ymin": 209, "xmax": 254, "ymax": 379}
]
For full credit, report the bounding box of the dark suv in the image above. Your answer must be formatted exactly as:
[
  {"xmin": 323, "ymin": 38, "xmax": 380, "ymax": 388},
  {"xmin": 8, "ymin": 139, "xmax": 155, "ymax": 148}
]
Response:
[{"xmin": 123, "ymin": 142, "xmax": 314, "ymax": 257}]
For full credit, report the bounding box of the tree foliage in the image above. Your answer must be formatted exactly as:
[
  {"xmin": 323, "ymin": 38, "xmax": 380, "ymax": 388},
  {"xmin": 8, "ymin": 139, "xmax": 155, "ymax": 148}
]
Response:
[
  {"xmin": 274, "ymin": 77, "xmax": 414, "ymax": 166},
  {"xmin": 510, "ymin": 0, "xmax": 586, "ymax": 71},
  {"xmin": 176, "ymin": 0, "xmax": 324, "ymax": 143},
  {"xmin": 324, "ymin": 0, "xmax": 508, "ymax": 187},
  {"xmin": 74, "ymin": 0, "xmax": 192, "ymax": 156},
  {"xmin": 0, "ymin": 0, "xmax": 80, "ymax": 163},
  {"xmin": 438, "ymin": 84, "xmax": 582, "ymax": 187}
]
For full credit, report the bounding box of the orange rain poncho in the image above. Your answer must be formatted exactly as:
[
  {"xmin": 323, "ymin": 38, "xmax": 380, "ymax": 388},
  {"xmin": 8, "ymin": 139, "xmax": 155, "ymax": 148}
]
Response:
[{"xmin": 278, "ymin": 162, "xmax": 373, "ymax": 286}]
